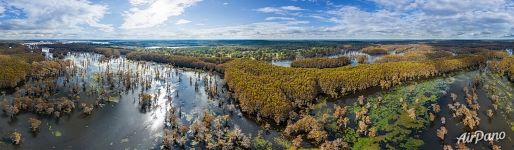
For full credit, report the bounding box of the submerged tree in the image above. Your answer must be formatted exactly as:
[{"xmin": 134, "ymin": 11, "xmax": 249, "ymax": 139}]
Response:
[
  {"xmin": 487, "ymin": 109, "xmax": 494, "ymax": 118},
  {"xmin": 28, "ymin": 118, "xmax": 42, "ymax": 132},
  {"xmin": 436, "ymin": 126, "xmax": 447, "ymax": 140},
  {"xmin": 10, "ymin": 131, "xmax": 22, "ymax": 145}
]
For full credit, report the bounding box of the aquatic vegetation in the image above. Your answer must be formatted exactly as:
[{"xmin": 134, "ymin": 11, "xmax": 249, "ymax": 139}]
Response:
[
  {"xmin": 352, "ymin": 137, "xmax": 379, "ymax": 150},
  {"xmin": 348, "ymin": 79, "xmax": 449, "ymax": 149},
  {"xmin": 273, "ymin": 136, "xmax": 293, "ymax": 149},
  {"xmin": 252, "ymin": 134, "xmax": 272, "ymax": 150},
  {"xmin": 481, "ymin": 73, "xmax": 513, "ymax": 115},
  {"xmin": 278, "ymin": 78, "xmax": 448, "ymax": 149}
]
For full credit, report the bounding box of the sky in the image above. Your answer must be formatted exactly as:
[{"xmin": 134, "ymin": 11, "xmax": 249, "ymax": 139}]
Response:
[{"xmin": 0, "ymin": 0, "xmax": 513, "ymax": 39}]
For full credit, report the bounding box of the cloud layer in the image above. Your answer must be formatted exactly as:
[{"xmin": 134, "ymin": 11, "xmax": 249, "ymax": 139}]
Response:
[
  {"xmin": 0, "ymin": 0, "xmax": 513, "ymax": 39},
  {"xmin": 0, "ymin": 0, "xmax": 112, "ymax": 32},
  {"xmin": 327, "ymin": 0, "xmax": 514, "ymax": 38},
  {"xmin": 121, "ymin": 0, "xmax": 200, "ymax": 29}
]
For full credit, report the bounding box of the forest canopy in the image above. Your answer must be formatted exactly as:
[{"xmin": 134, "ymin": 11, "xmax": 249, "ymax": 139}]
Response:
[
  {"xmin": 361, "ymin": 44, "xmax": 434, "ymax": 55},
  {"xmin": 0, "ymin": 43, "xmax": 46, "ymax": 88},
  {"xmin": 0, "ymin": 55, "xmax": 31, "ymax": 88},
  {"xmin": 224, "ymin": 55, "xmax": 486, "ymax": 123},
  {"xmin": 126, "ymin": 51, "xmax": 230, "ymax": 72},
  {"xmin": 291, "ymin": 56, "xmax": 351, "ymax": 68},
  {"xmin": 489, "ymin": 56, "xmax": 514, "ymax": 81}
]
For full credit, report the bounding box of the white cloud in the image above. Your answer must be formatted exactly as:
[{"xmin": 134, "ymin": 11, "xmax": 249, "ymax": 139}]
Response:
[
  {"xmin": 0, "ymin": 5, "xmax": 5, "ymax": 14},
  {"xmin": 256, "ymin": 7, "xmax": 282, "ymax": 13},
  {"xmin": 324, "ymin": 0, "xmax": 514, "ymax": 38},
  {"xmin": 3, "ymin": 0, "xmax": 514, "ymax": 39},
  {"xmin": 223, "ymin": 2, "xmax": 229, "ymax": 6},
  {"xmin": 176, "ymin": 19, "xmax": 192, "ymax": 25},
  {"xmin": 188, "ymin": 22, "xmax": 312, "ymax": 39},
  {"xmin": 0, "ymin": 0, "xmax": 113, "ymax": 32},
  {"xmin": 129, "ymin": 0, "xmax": 156, "ymax": 6},
  {"xmin": 121, "ymin": 0, "xmax": 201, "ymax": 29},
  {"xmin": 256, "ymin": 5, "xmax": 304, "ymax": 15},
  {"xmin": 281, "ymin": 6, "xmax": 303, "ymax": 11},
  {"xmin": 265, "ymin": 17, "xmax": 296, "ymax": 21}
]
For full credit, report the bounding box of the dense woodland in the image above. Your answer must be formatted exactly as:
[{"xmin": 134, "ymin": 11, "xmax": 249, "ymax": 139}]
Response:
[
  {"xmin": 43, "ymin": 43, "xmax": 129, "ymax": 59},
  {"xmin": 144, "ymin": 45, "xmax": 344, "ymax": 61},
  {"xmin": 0, "ymin": 43, "xmax": 46, "ymax": 88},
  {"xmin": 0, "ymin": 55, "xmax": 31, "ymax": 88},
  {"xmin": 291, "ymin": 56, "xmax": 351, "ymax": 68},
  {"xmin": 126, "ymin": 51, "xmax": 230, "ymax": 72},
  {"xmin": 489, "ymin": 56, "xmax": 514, "ymax": 81},
  {"xmin": 224, "ymin": 55, "xmax": 486, "ymax": 123},
  {"xmin": 361, "ymin": 44, "xmax": 434, "ymax": 55}
]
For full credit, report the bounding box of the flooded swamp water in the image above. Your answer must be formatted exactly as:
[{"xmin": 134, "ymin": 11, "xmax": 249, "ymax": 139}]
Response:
[{"xmin": 0, "ymin": 52, "xmax": 276, "ymax": 149}]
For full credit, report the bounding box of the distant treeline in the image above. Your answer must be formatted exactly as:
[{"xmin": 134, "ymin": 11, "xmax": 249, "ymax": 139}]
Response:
[
  {"xmin": 42, "ymin": 43, "xmax": 130, "ymax": 58},
  {"xmin": 291, "ymin": 56, "xmax": 351, "ymax": 68},
  {"xmin": 126, "ymin": 52, "xmax": 231, "ymax": 72},
  {"xmin": 146, "ymin": 45, "xmax": 344, "ymax": 61},
  {"xmin": 361, "ymin": 44, "xmax": 434, "ymax": 55},
  {"xmin": 224, "ymin": 55, "xmax": 486, "ymax": 123}
]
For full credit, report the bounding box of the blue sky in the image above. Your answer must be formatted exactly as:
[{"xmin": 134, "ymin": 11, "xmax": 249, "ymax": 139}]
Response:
[{"xmin": 0, "ymin": 0, "xmax": 513, "ymax": 39}]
